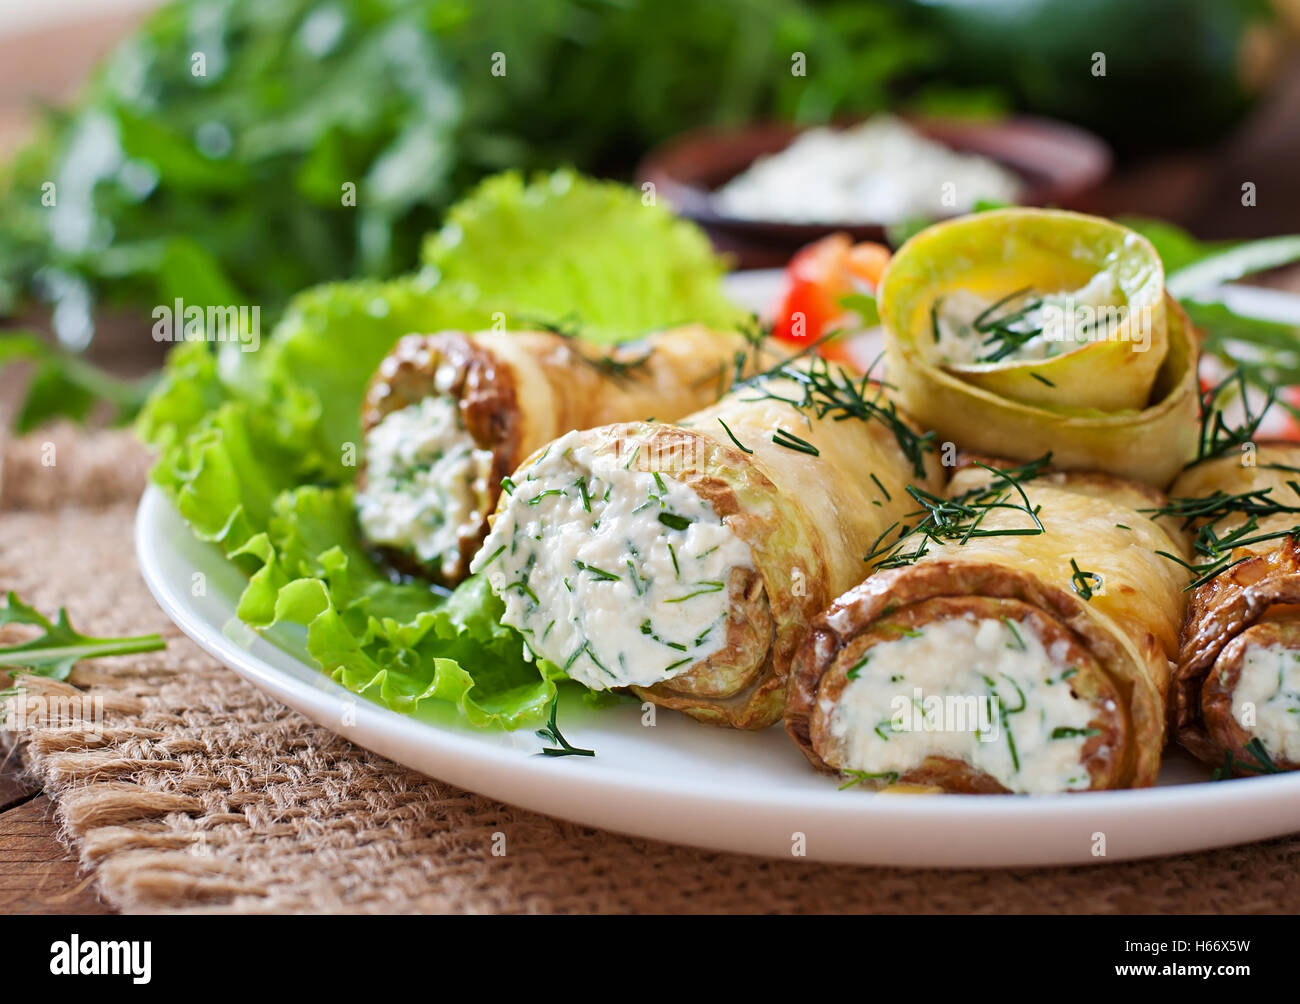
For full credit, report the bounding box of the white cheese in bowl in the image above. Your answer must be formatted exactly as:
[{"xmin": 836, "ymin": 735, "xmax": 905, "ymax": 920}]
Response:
[{"xmin": 712, "ymin": 115, "xmax": 1023, "ymax": 225}]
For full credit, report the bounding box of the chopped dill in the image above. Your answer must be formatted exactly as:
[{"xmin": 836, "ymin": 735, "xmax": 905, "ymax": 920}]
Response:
[
  {"xmin": 1189, "ymin": 367, "xmax": 1275, "ymax": 467},
  {"xmin": 1069, "ymin": 558, "xmax": 1101, "ymax": 601},
  {"xmin": 664, "ymin": 581, "xmax": 726, "ymax": 603},
  {"xmin": 839, "ymin": 769, "xmax": 900, "ymax": 791},
  {"xmin": 866, "ymin": 455, "xmax": 1051, "ymax": 569},
  {"xmin": 573, "ymin": 560, "xmax": 620, "ymax": 582},
  {"xmin": 1148, "ymin": 484, "xmax": 1300, "ymax": 590},
  {"xmin": 1002, "ymin": 617, "xmax": 1026, "ymax": 651},
  {"xmin": 733, "ymin": 337, "xmax": 935, "ymax": 478},
  {"xmin": 717, "ymin": 417, "xmax": 753, "ymax": 454},
  {"xmin": 772, "ymin": 427, "xmax": 820, "ymax": 456}
]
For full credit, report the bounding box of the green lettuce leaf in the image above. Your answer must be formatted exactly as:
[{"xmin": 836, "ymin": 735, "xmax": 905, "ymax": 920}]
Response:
[
  {"xmin": 135, "ymin": 170, "xmax": 738, "ymax": 730},
  {"xmin": 257, "ymin": 274, "xmax": 484, "ymax": 462},
  {"xmin": 232, "ymin": 486, "xmax": 558, "ymax": 727},
  {"xmin": 422, "ymin": 169, "xmax": 745, "ymax": 343}
]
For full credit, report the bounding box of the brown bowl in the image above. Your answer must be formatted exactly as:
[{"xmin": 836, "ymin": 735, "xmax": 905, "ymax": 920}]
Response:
[{"xmin": 637, "ymin": 115, "xmax": 1112, "ymax": 268}]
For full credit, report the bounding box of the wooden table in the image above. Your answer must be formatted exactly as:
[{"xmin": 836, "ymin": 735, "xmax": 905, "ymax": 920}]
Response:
[{"xmin": 0, "ymin": 773, "xmax": 110, "ymax": 913}]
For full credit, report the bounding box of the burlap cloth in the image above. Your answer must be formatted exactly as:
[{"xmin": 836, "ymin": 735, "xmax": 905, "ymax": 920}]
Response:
[{"xmin": 3, "ymin": 418, "xmax": 1299, "ymax": 914}]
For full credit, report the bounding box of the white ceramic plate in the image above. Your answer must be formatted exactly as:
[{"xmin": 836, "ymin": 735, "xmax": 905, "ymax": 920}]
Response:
[{"xmin": 135, "ymin": 277, "xmax": 1300, "ymax": 868}]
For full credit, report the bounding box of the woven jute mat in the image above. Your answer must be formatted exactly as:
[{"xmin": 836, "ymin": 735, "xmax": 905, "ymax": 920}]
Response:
[{"xmin": 3, "ymin": 420, "xmax": 1299, "ymax": 914}]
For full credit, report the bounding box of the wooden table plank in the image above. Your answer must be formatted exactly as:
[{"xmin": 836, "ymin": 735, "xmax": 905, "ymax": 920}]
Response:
[
  {"xmin": 0, "ymin": 796, "xmax": 112, "ymax": 914},
  {"xmin": 0, "ymin": 743, "xmax": 40, "ymax": 811},
  {"xmin": 0, "ymin": 772, "xmax": 39, "ymax": 815}
]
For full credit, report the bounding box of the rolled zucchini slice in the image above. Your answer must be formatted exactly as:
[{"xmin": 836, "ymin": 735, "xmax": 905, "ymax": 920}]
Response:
[
  {"xmin": 1169, "ymin": 445, "xmax": 1300, "ymax": 774},
  {"xmin": 786, "ymin": 464, "xmax": 1191, "ymax": 792},
  {"xmin": 881, "ymin": 209, "xmax": 1166, "ymax": 410},
  {"xmin": 880, "ymin": 210, "xmax": 1200, "ymax": 487},
  {"xmin": 356, "ymin": 325, "xmax": 764, "ymax": 585},
  {"xmin": 471, "ymin": 356, "xmax": 946, "ymax": 729}
]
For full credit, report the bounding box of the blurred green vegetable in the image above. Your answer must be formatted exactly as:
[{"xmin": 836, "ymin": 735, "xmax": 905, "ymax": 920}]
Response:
[
  {"xmin": 0, "ymin": 331, "xmax": 155, "ymax": 432},
  {"xmin": 0, "ymin": 0, "xmax": 942, "ymax": 334},
  {"xmin": 1122, "ymin": 217, "xmax": 1300, "ymax": 403},
  {"xmin": 908, "ymin": 0, "xmax": 1279, "ymax": 154}
]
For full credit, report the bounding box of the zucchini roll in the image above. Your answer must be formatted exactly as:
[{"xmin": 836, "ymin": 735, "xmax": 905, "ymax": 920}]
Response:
[
  {"xmin": 879, "ymin": 209, "xmax": 1200, "ymax": 486},
  {"xmin": 1169, "ymin": 445, "xmax": 1300, "ymax": 774},
  {"xmin": 470, "ymin": 356, "xmax": 946, "ymax": 729},
  {"xmin": 356, "ymin": 325, "xmax": 763, "ymax": 585},
  {"xmin": 786, "ymin": 463, "xmax": 1191, "ymax": 792}
]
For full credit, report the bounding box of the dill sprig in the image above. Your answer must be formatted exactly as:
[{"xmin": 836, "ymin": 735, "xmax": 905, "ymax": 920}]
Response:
[
  {"xmin": 536, "ymin": 696, "xmax": 595, "ymax": 758},
  {"xmin": 1190, "ymin": 367, "xmax": 1276, "ymax": 467},
  {"xmin": 1212, "ymin": 738, "xmax": 1282, "ymax": 778},
  {"xmin": 1147, "ymin": 483, "xmax": 1300, "ymax": 590},
  {"xmin": 838, "ymin": 769, "xmax": 901, "ymax": 791},
  {"xmin": 1145, "ymin": 486, "xmax": 1300, "ymax": 528},
  {"xmin": 573, "ymin": 560, "xmax": 621, "ymax": 582},
  {"xmin": 970, "ymin": 287, "xmax": 1045, "ymax": 363},
  {"xmin": 735, "ymin": 337, "xmax": 935, "ymax": 478},
  {"xmin": 772, "ymin": 427, "xmax": 819, "ymax": 456},
  {"xmin": 717, "ymin": 417, "xmax": 753, "ymax": 454},
  {"xmin": 736, "ymin": 313, "xmax": 774, "ymax": 351},
  {"xmin": 1243, "ymin": 738, "xmax": 1282, "ymax": 774},
  {"xmin": 528, "ymin": 313, "xmax": 654, "ymax": 383},
  {"xmin": 1069, "ymin": 558, "xmax": 1101, "ymax": 601},
  {"xmin": 865, "ymin": 455, "xmax": 1051, "ymax": 569},
  {"xmin": 1157, "ymin": 516, "xmax": 1300, "ymax": 591}
]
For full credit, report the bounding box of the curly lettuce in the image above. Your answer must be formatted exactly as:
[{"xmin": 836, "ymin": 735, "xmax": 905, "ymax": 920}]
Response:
[
  {"xmin": 137, "ymin": 170, "xmax": 737, "ymax": 729},
  {"xmin": 423, "ymin": 170, "xmax": 745, "ymax": 343}
]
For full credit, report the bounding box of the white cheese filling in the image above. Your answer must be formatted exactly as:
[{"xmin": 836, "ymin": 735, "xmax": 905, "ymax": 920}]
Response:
[
  {"xmin": 931, "ymin": 271, "xmax": 1127, "ymax": 365},
  {"xmin": 470, "ymin": 430, "xmax": 754, "ymax": 691},
  {"xmin": 356, "ymin": 395, "xmax": 495, "ymax": 577},
  {"xmin": 1231, "ymin": 642, "xmax": 1300, "ymax": 763},
  {"xmin": 826, "ymin": 615, "xmax": 1102, "ymax": 793}
]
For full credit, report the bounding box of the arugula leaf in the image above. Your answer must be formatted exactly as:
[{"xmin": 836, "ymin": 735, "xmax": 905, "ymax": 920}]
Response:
[{"xmin": 0, "ymin": 592, "xmax": 165, "ymax": 681}]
